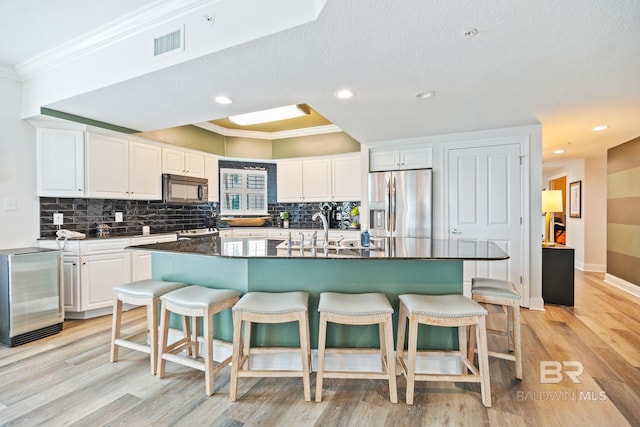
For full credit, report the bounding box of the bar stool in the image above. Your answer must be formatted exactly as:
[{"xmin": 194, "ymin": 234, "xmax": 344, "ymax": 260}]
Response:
[
  {"xmin": 396, "ymin": 294, "xmax": 491, "ymax": 407},
  {"xmin": 156, "ymin": 285, "xmax": 240, "ymax": 396},
  {"xmin": 315, "ymin": 292, "xmax": 397, "ymax": 403},
  {"xmin": 110, "ymin": 279, "xmax": 188, "ymax": 375},
  {"xmin": 229, "ymin": 291, "xmax": 311, "ymax": 402},
  {"xmin": 470, "ymin": 278, "xmax": 522, "ymax": 379}
]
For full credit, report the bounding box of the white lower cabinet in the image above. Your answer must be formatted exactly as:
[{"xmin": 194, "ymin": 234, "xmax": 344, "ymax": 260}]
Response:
[
  {"xmin": 129, "ymin": 234, "xmax": 177, "ymax": 281},
  {"xmin": 39, "ymin": 238, "xmax": 131, "ymax": 319},
  {"xmin": 82, "ymin": 252, "xmax": 131, "ymax": 311},
  {"xmin": 62, "ymin": 256, "xmax": 80, "ymax": 312}
]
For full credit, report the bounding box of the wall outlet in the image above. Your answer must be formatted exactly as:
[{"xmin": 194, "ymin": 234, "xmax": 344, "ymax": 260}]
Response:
[
  {"xmin": 53, "ymin": 213, "xmax": 64, "ymax": 225},
  {"xmin": 3, "ymin": 198, "xmax": 16, "ymax": 211},
  {"xmin": 115, "ymin": 212, "xmax": 123, "ymax": 222}
]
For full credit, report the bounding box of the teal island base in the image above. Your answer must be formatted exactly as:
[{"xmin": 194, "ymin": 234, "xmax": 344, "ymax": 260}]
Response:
[{"xmin": 152, "ymin": 252, "xmax": 464, "ymax": 351}]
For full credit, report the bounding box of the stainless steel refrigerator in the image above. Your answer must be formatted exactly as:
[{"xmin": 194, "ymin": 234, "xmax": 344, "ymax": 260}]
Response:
[
  {"xmin": 0, "ymin": 248, "xmax": 63, "ymax": 347},
  {"xmin": 368, "ymin": 169, "xmax": 433, "ymax": 238}
]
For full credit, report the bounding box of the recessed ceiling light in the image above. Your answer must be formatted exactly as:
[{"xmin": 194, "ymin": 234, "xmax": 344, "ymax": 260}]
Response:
[
  {"xmin": 213, "ymin": 95, "xmax": 233, "ymax": 105},
  {"xmin": 553, "ymin": 149, "xmax": 565, "ymax": 154},
  {"xmin": 228, "ymin": 104, "xmax": 309, "ymax": 126},
  {"xmin": 592, "ymin": 125, "xmax": 609, "ymax": 131},
  {"xmin": 334, "ymin": 89, "xmax": 355, "ymax": 99},
  {"xmin": 415, "ymin": 90, "xmax": 436, "ymax": 99}
]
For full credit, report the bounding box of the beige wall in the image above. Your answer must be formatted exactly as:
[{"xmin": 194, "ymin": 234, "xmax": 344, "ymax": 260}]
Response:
[
  {"xmin": 138, "ymin": 126, "xmax": 360, "ymax": 159},
  {"xmin": 584, "ymin": 157, "xmax": 607, "ymax": 272}
]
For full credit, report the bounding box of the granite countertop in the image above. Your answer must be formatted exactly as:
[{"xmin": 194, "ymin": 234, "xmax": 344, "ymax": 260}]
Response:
[{"xmin": 127, "ymin": 236, "xmax": 510, "ymax": 261}]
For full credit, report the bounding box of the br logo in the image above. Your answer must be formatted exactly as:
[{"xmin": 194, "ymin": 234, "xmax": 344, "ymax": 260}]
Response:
[{"xmin": 540, "ymin": 361, "xmax": 584, "ymax": 383}]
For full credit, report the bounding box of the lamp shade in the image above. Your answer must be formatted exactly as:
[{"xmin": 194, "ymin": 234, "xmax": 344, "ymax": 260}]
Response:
[{"xmin": 542, "ymin": 190, "xmax": 563, "ymax": 213}]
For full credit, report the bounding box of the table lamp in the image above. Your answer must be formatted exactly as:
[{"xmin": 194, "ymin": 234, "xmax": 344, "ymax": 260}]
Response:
[{"xmin": 542, "ymin": 189, "xmax": 563, "ymax": 246}]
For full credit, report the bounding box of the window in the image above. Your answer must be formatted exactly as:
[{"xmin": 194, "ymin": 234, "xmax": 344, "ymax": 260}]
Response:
[{"xmin": 220, "ymin": 168, "xmax": 268, "ymax": 215}]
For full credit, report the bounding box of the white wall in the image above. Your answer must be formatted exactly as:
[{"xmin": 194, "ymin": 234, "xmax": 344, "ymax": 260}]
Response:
[
  {"xmin": 0, "ymin": 76, "xmax": 41, "ymax": 249},
  {"xmin": 563, "ymin": 159, "xmax": 585, "ymax": 269},
  {"xmin": 584, "ymin": 157, "xmax": 607, "ymax": 271}
]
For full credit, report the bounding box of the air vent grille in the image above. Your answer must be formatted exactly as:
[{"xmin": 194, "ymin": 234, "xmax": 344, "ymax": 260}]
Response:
[{"xmin": 154, "ymin": 28, "xmax": 183, "ymax": 57}]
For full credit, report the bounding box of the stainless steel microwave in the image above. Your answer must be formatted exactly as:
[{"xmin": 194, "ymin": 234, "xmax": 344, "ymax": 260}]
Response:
[{"xmin": 162, "ymin": 173, "xmax": 209, "ymax": 204}]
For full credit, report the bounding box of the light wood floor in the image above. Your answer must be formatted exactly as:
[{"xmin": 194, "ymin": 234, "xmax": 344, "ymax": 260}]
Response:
[{"xmin": 1, "ymin": 271, "xmax": 638, "ymax": 426}]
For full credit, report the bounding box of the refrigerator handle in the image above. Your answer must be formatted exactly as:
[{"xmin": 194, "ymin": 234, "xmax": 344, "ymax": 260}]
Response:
[
  {"xmin": 390, "ymin": 176, "xmax": 397, "ymax": 233},
  {"xmin": 385, "ymin": 178, "xmax": 391, "ymax": 231}
]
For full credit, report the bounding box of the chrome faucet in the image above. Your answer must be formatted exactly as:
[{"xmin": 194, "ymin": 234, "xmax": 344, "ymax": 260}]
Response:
[{"xmin": 312, "ymin": 212, "xmax": 329, "ymax": 247}]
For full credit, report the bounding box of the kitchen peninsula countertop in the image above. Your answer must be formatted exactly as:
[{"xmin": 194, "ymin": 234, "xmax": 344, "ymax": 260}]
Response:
[{"xmin": 128, "ymin": 236, "xmax": 509, "ymax": 261}]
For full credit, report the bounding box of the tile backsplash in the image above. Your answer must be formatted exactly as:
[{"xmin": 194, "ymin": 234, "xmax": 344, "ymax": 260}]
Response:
[{"xmin": 39, "ymin": 198, "xmax": 359, "ymax": 238}]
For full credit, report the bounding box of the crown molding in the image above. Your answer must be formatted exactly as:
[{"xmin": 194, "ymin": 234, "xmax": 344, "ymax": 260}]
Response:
[
  {"xmin": 194, "ymin": 121, "xmax": 343, "ymax": 140},
  {"xmin": 15, "ymin": 0, "xmax": 220, "ymax": 80},
  {"xmin": 0, "ymin": 62, "xmax": 19, "ymax": 81}
]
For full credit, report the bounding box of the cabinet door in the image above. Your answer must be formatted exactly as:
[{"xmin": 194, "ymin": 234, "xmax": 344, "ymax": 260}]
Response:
[
  {"xmin": 185, "ymin": 152, "xmax": 205, "ymax": 177},
  {"xmin": 62, "ymin": 257, "xmax": 80, "ymax": 313},
  {"xmin": 36, "ymin": 128, "xmax": 85, "ymax": 197},
  {"xmin": 162, "ymin": 147, "xmax": 186, "ymax": 175},
  {"xmin": 130, "ymin": 251, "xmax": 152, "ymax": 282},
  {"xmin": 205, "ymin": 155, "xmax": 219, "ymax": 202},
  {"xmin": 332, "ymin": 155, "xmax": 361, "ymax": 201},
  {"xmin": 86, "ymin": 133, "xmax": 129, "ymax": 199},
  {"xmin": 277, "ymin": 160, "xmax": 303, "ymax": 202},
  {"xmin": 302, "ymin": 158, "xmax": 331, "ymax": 201},
  {"xmin": 369, "ymin": 150, "xmax": 400, "ymax": 172},
  {"xmin": 82, "ymin": 252, "xmax": 131, "ymax": 310},
  {"xmin": 400, "ymin": 146, "xmax": 432, "ymax": 169},
  {"xmin": 129, "ymin": 141, "xmax": 161, "ymax": 200}
]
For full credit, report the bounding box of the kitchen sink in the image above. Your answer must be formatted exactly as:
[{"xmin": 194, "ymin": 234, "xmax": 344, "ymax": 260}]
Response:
[{"xmin": 274, "ymin": 238, "xmax": 377, "ymax": 251}]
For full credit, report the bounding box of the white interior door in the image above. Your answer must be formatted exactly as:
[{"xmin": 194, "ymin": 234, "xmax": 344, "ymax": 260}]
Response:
[{"xmin": 447, "ymin": 143, "xmax": 523, "ymax": 295}]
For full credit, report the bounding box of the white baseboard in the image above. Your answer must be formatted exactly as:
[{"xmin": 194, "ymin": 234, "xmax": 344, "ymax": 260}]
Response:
[
  {"xmin": 581, "ymin": 263, "xmax": 606, "ymax": 273},
  {"xmin": 528, "ymin": 296, "xmax": 545, "ymax": 311},
  {"xmin": 604, "ymin": 274, "xmax": 640, "ymax": 299}
]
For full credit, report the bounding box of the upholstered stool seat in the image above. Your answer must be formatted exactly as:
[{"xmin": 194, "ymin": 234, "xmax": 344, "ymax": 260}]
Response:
[
  {"xmin": 229, "ymin": 291, "xmax": 311, "ymax": 401},
  {"xmin": 156, "ymin": 285, "xmax": 240, "ymax": 396},
  {"xmin": 471, "ymin": 278, "xmax": 522, "ymax": 379},
  {"xmin": 396, "ymin": 294, "xmax": 491, "ymax": 407},
  {"xmin": 110, "ymin": 279, "xmax": 188, "ymax": 375},
  {"xmin": 315, "ymin": 292, "xmax": 397, "ymax": 403}
]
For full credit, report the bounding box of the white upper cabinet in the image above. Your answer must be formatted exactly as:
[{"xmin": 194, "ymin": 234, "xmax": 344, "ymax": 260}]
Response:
[
  {"xmin": 277, "ymin": 160, "xmax": 304, "ymax": 202},
  {"xmin": 277, "ymin": 154, "xmax": 361, "ymax": 202},
  {"xmin": 370, "ymin": 145, "xmax": 432, "ymax": 171},
  {"xmin": 302, "ymin": 158, "xmax": 332, "ymax": 202},
  {"xmin": 86, "ymin": 133, "xmax": 161, "ymax": 200},
  {"xmin": 162, "ymin": 147, "xmax": 205, "ymax": 177},
  {"xmin": 36, "ymin": 128, "xmax": 85, "ymax": 197},
  {"xmin": 204, "ymin": 155, "xmax": 219, "ymax": 202},
  {"xmin": 277, "ymin": 158, "xmax": 331, "ymax": 202},
  {"xmin": 128, "ymin": 140, "xmax": 162, "ymax": 199},
  {"xmin": 331, "ymin": 154, "xmax": 361, "ymax": 201}
]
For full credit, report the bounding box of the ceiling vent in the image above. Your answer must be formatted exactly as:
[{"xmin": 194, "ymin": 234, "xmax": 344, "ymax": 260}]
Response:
[{"xmin": 153, "ymin": 27, "xmax": 184, "ymax": 59}]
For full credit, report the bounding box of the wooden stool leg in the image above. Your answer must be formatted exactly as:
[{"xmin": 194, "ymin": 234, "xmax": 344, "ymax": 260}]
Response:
[
  {"xmin": 156, "ymin": 301, "xmax": 170, "ymax": 378},
  {"xmin": 507, "ymin": 305, "xmax": 514, "ymax": 352},
  {"xmin": 513, "ymin": 305, "xmax": 523, "ymax": 379},
  {"xmin": 476, "ymin": 316, "xmax": 492, "ymax": 407},
  {"xmin": 147, "ymin": 298, "xmax": 159, "ymax": 375},
  {"xmin": 230, "ymin": 311, "xmax": 243, "ymax": 402},
  {"xmin": 396, "ymin": 301, "xmax": 407, "ymax": 364},
  {"xmin": 406, "ymin": 313, "xmax": 419, "ymax": 405},
  {"xmin": 204, "ymin": 309, "xmax": 214, "ymax": 396},
  {"xmin": 110, "ymin": 298, "xmax": 123, "ymax": 363},
  {"xmin": 315, "ymin": 312, "xmax": 328, "ymax": 402},
  {"xmin": 299, "ymin": 311, "xmax": 311, "ymax": 402},
  {"xmin": 382, "ymin": 313, "xmax": 398, "ymax": 403},
  {"xmin": 458, "ymin": 324, "xmax": 468, "ymax": 373}
]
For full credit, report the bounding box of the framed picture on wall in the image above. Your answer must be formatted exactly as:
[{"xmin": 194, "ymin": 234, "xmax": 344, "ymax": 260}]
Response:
[{"xmin": 569, "ymin": 180, "xmax": 581, "ymax": 218}]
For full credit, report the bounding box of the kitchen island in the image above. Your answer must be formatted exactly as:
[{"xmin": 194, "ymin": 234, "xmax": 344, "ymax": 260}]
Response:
[{"xmin": 130, "ymin": 236, "xmax": 508, "ymax": 353}]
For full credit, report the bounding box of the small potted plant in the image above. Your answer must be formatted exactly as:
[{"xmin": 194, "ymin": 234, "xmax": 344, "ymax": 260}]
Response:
[{"xmin": 280, "ymin": 212, "xmax": 290, "ymax": 228}]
